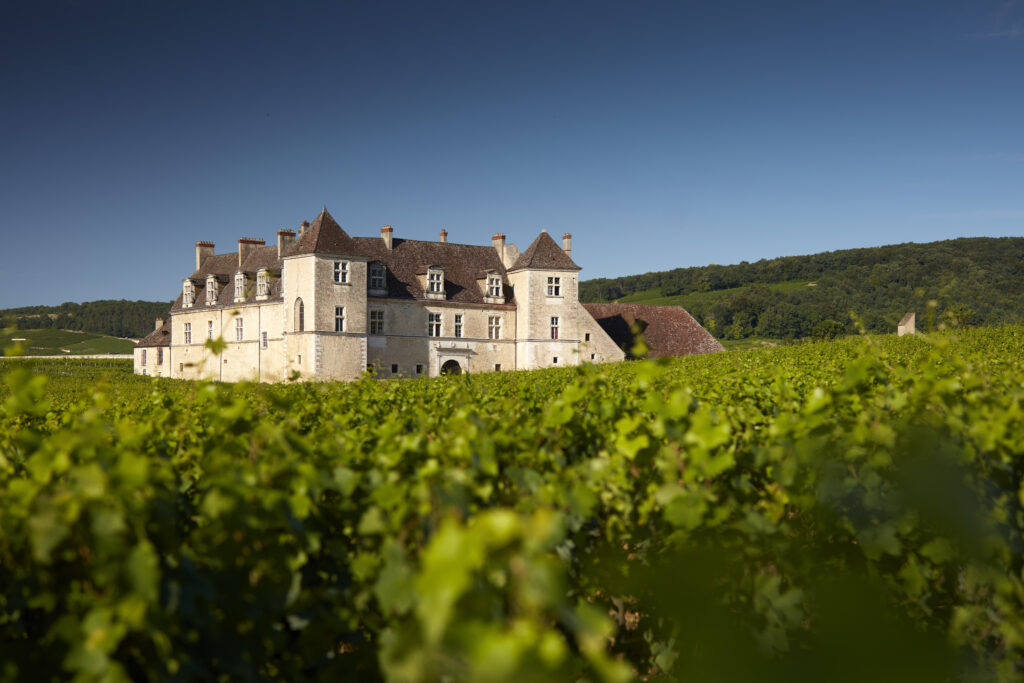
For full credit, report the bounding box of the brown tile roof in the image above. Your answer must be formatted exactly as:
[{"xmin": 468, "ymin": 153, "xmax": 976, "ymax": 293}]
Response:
[
  {"xmin": 510, "ymin": 231, "xmax": 580, "ymax": 271},
  {"xmin": 172, "ymin": 244, "xmax": 285, "ymax": 312},
  {"xmin": 290, "ymin": 208, "xmax": 358, "ymax": 256},
  {"xmin": 899, "ymin": 312, "xmax": 915, "ymax": 325},
  {"xmin": 353, "ymin": 237, "xmax": 514, "ymax": 305},
  {"xmin": 136, "ymin": 317, "xmax": 171, "ymax": 348},
  {"xmin": 583, "ymin": 303, "xmax": 724, "ymax": 358}
]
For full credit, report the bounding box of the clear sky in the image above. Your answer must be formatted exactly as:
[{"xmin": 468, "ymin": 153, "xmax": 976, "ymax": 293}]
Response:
[{"xmin": 1, "ymin": 0, "xmax": 1021, "ymax": 308}]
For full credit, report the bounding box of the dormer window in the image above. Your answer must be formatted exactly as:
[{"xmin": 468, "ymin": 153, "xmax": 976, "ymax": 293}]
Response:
[
  {"xmin": 487, "ymin": 275, "xmax": 502, "ymax": 298},
  {"xmin": 234, "ymin": 272, "xmax": 246, "ymax": 302},
  {"xmin": 369, "ymin": 263, "xmax": 386, "ymax": 292},
  {"xmin": 424, "ymin": 266, "xmax": 445, "ymax": 300},
  {"xmin": 256, "ymin": 269, "xmax": 269, "ymax": 298},
  {"xmin": 428, "ymin": 270, "xmax": 443, "ymax": 293},
  {"xmin": 206, "ymin": 275, "xmax": 218, "ymax": 305},
  {"xmin": 183, "ymin": 280, "xmax": 195, "ymax": 308}
]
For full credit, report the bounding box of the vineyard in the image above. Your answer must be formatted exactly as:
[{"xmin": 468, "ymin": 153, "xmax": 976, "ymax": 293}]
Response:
[{"xmin": 2, "ymin": 328, "xmax": 1024, "ymax": 681}]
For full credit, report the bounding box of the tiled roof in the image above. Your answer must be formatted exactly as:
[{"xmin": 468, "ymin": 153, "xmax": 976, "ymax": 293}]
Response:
[
  {"xmin": 290, "ymin": 208, "xmax": 358, "ymax": 256},
  {"xmin": 510, "ymin": 231, "xmax": 580, "ymax": 271},
  {"xmin": 353, "ymin": 237, "xmax": 514, "ymax": 305},
  {"xmin": 137, "ymin": 317, "xmax": 171, "ymax": 348},
  {"xmin": 582, "ymin": 303, "xmax": 724, "ymax": 358},
  {"xmin": 173, "ymin": 244, "xmax": 285, "ymax": 312},
  {"xmin": 899, "ymin": 312, "xmax": 915, "ymax": 325}
]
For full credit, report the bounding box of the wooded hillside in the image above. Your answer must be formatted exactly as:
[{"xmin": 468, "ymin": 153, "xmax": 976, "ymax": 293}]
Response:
[
  {"xmin": 2, "ymin": 300, "xmax": 172, "ymax": 339},
  {"xmin": 579, "ymin": 237, "xmax": 1024, "ymax": 340}
]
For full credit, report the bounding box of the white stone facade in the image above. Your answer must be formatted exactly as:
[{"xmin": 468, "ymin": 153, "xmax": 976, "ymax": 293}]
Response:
[{"xmin": 134, "ymin": 210, "xmax": 624, "ymax": 382}]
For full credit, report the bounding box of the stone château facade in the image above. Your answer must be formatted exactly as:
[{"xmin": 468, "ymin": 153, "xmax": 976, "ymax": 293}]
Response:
[{"xmin": 134, "ymin": 208, "xmax": 625, "ymax": 381}]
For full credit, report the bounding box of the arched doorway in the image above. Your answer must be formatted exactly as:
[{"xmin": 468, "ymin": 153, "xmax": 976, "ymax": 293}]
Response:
[{"xmin": 440, "ymin": 360, "xmax": 462, "ymax": 376}]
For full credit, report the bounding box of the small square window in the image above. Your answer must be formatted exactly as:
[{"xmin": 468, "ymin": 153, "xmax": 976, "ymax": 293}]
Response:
[
  {"xmin": 494, "ymin": 363, "xmax": 501, "ymax": 371},
  {"xmin": 391, "ymin": 363, "xmax": 398, "ymax": 374},
  {"xmin": 416, "ymin": 364, "xmax": 424, "ymax": 374},
  {"xmin": 553, "ymin": 356, "xmax": 558, "ymax": 364},
  {"xmin": 334, "ymin": 261, "xmax": 349, "ymax": 284}
]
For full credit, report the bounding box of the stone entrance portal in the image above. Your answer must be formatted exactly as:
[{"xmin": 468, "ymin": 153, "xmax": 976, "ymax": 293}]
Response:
[{"xmin": 440, "ymin": 359, "xmax": 462, "ymax": 376}]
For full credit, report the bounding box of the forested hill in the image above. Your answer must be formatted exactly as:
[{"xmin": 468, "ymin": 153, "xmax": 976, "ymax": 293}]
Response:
[
  {"xmin": 579, "ymin": 237, "xmax": 1024, "ymax": 341},
  {"xmin": 2, "ymin": 300, "xmax": 173, "ymax": 339}
]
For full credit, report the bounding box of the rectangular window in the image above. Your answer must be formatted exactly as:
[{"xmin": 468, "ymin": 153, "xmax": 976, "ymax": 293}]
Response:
[
  {"xmin": 488, "ymin": 316, "xmax": 501, "ymax": 340},
  {"xmin": 257, "ymin": 272, "xmax": 268, "ymax": 297},
  {"xmin": 547, "ymin": 276, "xmax": 561, "ymax": 297},
  {"xmin": 206, "ymin": 280, "xmax": 217, "ymax": 305},
  {"xmin": 428, "ymin": 271, "xmax": 443, "ymax": 293},
  {"xmin": 369, "ymin": 264, "xmax": 386, "ymax": 290},
  {"xmin": 553, "ymin": 356, "xmax": 558, "ymax": 365},
  {"xmin": 261, "ymin": 331, "xmax": 268, "ymax": 349},
  {"xmin": 208, "ymin": 320, "xmax": 214, "ymax": 339},
  {"xmin": 334, "ymin": 261, "xmax": 348, "ymax": 283},
  {"xmin": 590, "ymin": 353, "xmax": 595, "ymax": 360},
  {"xmin": 235, "ymin": 317, "xmax": 243, "ymax": 341},
  {"xmin": 585, "ymin": 333, "xmax": 591, "ymax": 342},
  {"xmin": 335, "ymin": 306, "xmax": 345, "ymax": 332},
  {"xmin": 494, "ymin": 363, "xmax": 501, "ymax": 371},
  {"xmin": 550, "ymin": 316, "xmax": 559, "ymax": 340},
  {"xmin": 416, "ymin": 364, "xmax": 423, "ymax": 375},
  {"xmin": 454, "ymin": 314, "xmax": 463, "ymax": 338},
  {"xmin": 235, "ymin": 275, "xmax": 245, "ymax": 300},
  {"xmin": 184, "ymin": 322, "xmax": 192, "ymax": 345},
  {"xmin": 487, "ymin": 276, "xmax": 501, "ymax": 298},
  {"xmin": 157, "ymin": 348, "xmax": 163, "ymax": 364},
  {"xmin": 370, "ymin": 310, "xmax": 384, "ymax": 335},
  {"xmin": 179, "ymin": 362, "xmax": 183, "ymax": 373},
  {"xmin": 141, "ymin": 349, "xmax": 146, "ymax": 365},
  {"xmin": 427, "ymin": 312, "xmax": 442, "ymax": 337},
  {"xmin": 391, "ymin": 363, "xmax": 398, "ymax": 374}
]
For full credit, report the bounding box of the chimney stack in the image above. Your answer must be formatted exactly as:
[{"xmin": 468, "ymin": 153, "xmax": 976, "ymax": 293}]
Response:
[
  {"xmin": 492, "ymin": 233, "xmax": 505, "ymax": 258},
  {"xmin": 154, "ymin": 317, "xmax": 164, "ymax": 331},
  {"xmin": 381, "ymin": 225, "xmax": 393, "ymax": 250},
  {"xmin": 562, "ymin": 233, "xmax": 572, "ymax": 258},
  {"xmin": 440, "ymin": 229, "xmax": 448, "ymax": 244},
  {"xmin": 277, "ymin": 229, "xmax": 296, "ymax": 258},
  {"xmin": 195, "ymin": 241, "xmax": 215, "ymax": 271},
  {"xmin": 237, "ymin": 237, "xmax": 265, "ymax": 268},
  {"xmin": 299, "ymin": 220, "xmax": 309, "ymax": 236}
]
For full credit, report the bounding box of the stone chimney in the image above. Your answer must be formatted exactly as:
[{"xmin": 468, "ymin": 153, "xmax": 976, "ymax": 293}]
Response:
[
  {"xmin": 195, "ymin": 241, "xmax": 214, "ymax": 271},
  {"xmin": 299, "ymin": 220, "xmax": 309, "ymax": 236},
  {"xmin": 237, "ymin": 237, "xmax": 265, "ymax": 268},
  {"xmin": 381, "ymin": 225, "xmax": 393, "ymax": 250},
  {"xmin": 440, "ymin": 229, "xmax": 448, "ymax": 244},
  {"xmin": 154, "ymin": 317, "xmax": 164, "ymax": 331},
  {"xmin": 492, "ymin": 233, "xmax": 505, "ymax": 258},
  {"xmin": 277, "ymin": 229, "xmax": 296, "ymax": 258},
  {"xmin": 562, "ymin": 233, "xmax": 572, "ymax": 258}
]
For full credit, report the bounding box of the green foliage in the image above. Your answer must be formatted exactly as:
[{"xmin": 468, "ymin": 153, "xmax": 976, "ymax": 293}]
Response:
[
  {"xmin": 0, "ymin": 329, "xmax": 136, "ymax": 355},
  {"xmin": 0, "ymin": 300, "xmax": 172, "ymax": 339},
  {"xmin": 2, "ymin": 327, "xmax": 1024, "ymax": 681},
  {"xmin": 580, "ymin": 236, "xmax": 1024, "ymax": 340}
]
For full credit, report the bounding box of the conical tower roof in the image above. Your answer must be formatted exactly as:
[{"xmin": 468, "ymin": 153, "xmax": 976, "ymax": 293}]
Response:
[
  {"xmin": 509, "ymin": 231, "xmax": 580, "ymax": 271},
  {"xmin": 289, "ymin": 208, "xmax": 358, "ymax": 256}
]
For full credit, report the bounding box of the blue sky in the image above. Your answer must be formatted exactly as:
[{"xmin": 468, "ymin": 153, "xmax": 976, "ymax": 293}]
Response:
[{"xmin": 1, "ymin": 0, "xmax": 1021, "ymax": 308}]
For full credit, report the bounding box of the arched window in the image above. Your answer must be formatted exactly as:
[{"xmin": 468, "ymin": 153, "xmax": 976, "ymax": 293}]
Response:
[{"xmin": 294, "ymin": 298, "xmax": 304, "ymax": 331}]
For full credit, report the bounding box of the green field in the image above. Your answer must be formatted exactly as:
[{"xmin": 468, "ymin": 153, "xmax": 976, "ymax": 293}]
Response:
[
  {"xmin": 2, "ymin": 328, "xmax": 1024, "ymax": 681},
  {"xmin": 0, "ymin": 328, "xmax": 135, "ymax": 355}
]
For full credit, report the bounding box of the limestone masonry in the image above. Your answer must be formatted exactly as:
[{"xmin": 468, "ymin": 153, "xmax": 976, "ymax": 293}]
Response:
[{"xmin": 135, "ymin": 208, "xmax": 628, "ymax": 381}]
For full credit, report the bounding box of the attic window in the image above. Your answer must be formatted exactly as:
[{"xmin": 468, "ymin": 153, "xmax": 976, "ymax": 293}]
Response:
[
  {"xmin": 206, "ymin": 275, "xmax": 218, "ymax": 305},
  {"xmin": 428, "ymin": 269, "xmax": 443, "ymax": 293},
  {"xmin": 369, "ymin": 263, "xmax": 386, "ymax": 291},
  {"xmin": 183, "ymin": 280, "xmax": 195, "ymax": 308},
  {"xmin": 234, "ymin": 272, "xmax": 246, "ymax": 302},
  {"xmin": 487, "ymin": 275, "xmax": 502, "ymax": 298},
  {"xmin": 256, "ymin": 269, "xmax": 269, "ymax": 298}
]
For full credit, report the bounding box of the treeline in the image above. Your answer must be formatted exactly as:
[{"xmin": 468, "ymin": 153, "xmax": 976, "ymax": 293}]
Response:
[
  {"xmin": 2, "ymin": 300, "xmax": 172, "ymax": 338},
  {"xmin": 580, "ymin": 237, "xmax": 1024, "ymax": 340}
]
